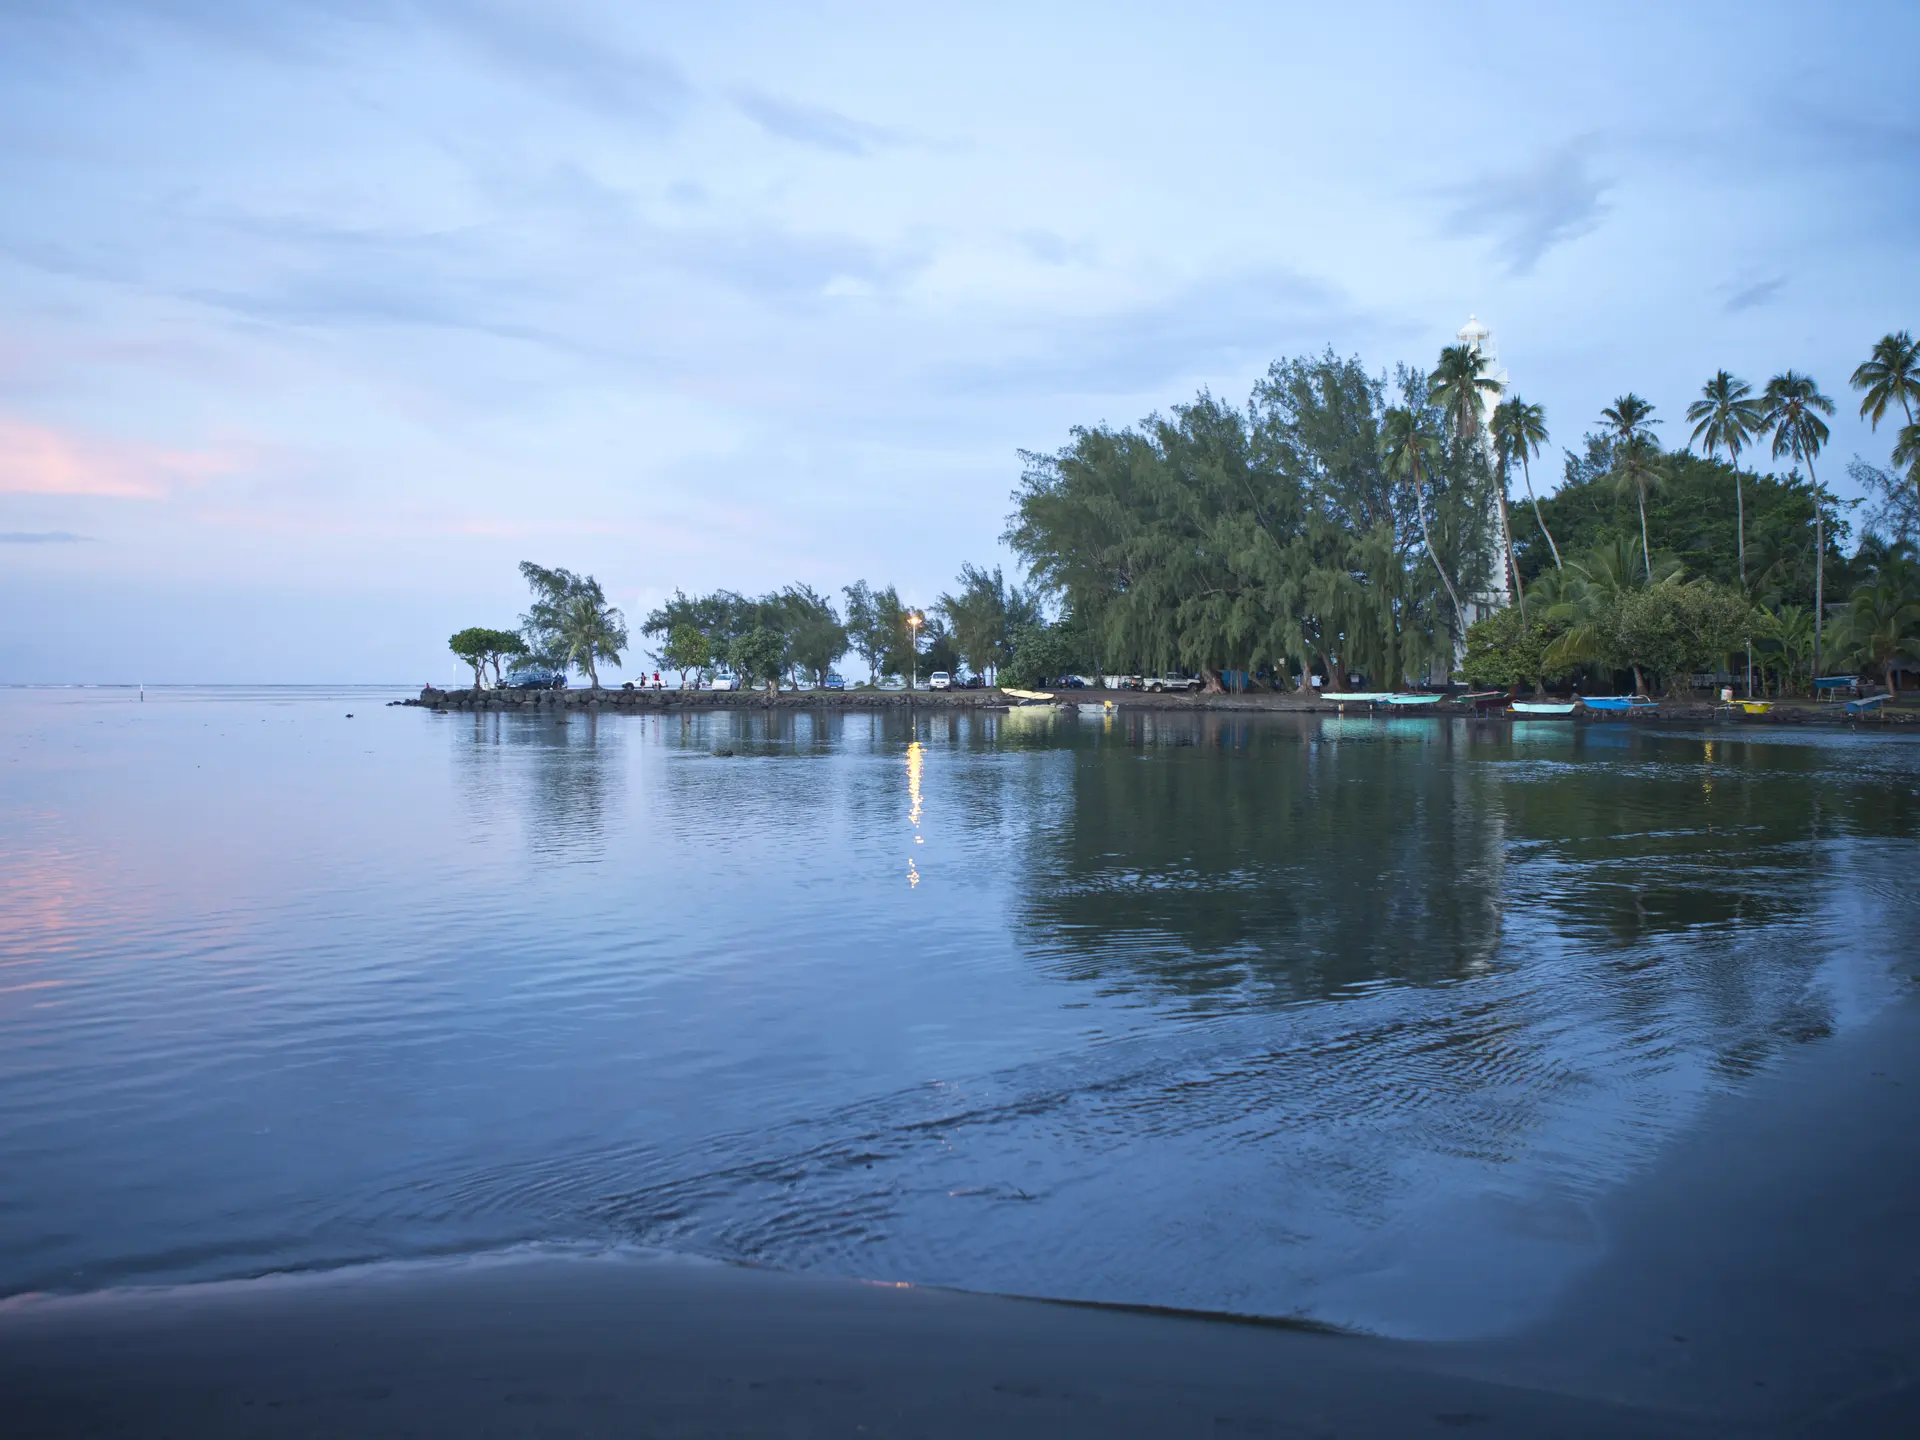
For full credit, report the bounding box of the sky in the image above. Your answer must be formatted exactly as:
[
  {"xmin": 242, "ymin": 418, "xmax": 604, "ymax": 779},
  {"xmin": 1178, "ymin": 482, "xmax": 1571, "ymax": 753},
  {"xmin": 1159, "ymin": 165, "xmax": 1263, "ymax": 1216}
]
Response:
[{"xmin": 2, "ymin": 0, "xmax": 1916, "ymax": 682}]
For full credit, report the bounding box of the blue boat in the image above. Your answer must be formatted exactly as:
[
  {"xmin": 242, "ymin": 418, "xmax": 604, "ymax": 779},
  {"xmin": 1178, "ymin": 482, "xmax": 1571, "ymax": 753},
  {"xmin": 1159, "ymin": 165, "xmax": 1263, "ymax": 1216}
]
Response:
[
  {"xmin": 1581, "ymin": 696, "xmax": 1658, "ymax": 713},
  {"xmin": 1846, "ymin": 693, "xmax": 1891, "ymax": 716}
]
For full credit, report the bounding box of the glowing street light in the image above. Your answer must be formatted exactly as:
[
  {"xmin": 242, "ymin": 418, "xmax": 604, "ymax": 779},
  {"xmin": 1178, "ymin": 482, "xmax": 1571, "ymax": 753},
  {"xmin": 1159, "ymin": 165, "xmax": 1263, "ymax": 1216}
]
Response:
[{"xmin": 906, "ymin": 612, "xmax": 922, "ymax": 690}]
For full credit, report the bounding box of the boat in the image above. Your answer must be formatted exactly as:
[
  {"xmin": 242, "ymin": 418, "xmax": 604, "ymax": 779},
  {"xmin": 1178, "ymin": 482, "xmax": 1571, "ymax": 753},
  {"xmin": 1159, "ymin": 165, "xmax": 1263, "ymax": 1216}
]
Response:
[
  {"xmin": 1317, "ymin": 690, "xmax": 1395, "ymax": 703},
  {"xmin": 1736, "ymin": 700, "xmax": 1774, "ymax": 715},
  {"xmin": 1383, "ymin": 693, "xmax": 1444, "ymax": 707},
  {"xmin": 1001, "ymin": 688, "xmax": 1054, "ymax": 703},
  {"xmin": 1461, "ymin": 691, "xmax": 1509, "ymax": 711},
  {"xmin": 1846, "ymin": 693, "xmax": 1891, "ymax": 716},
  {"xmin": 1581, "ymin": 696, "xmax": 1658, "ymax": 713},
  {"xmin": 1511, "ymin": 701, "xmax": 1576, "ymax": 716}
]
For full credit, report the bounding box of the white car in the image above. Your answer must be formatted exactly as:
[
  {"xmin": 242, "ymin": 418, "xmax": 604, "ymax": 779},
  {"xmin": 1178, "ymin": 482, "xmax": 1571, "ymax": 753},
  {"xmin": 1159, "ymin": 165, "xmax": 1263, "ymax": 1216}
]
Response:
[
  {"xmin": 1144, "ymin": 675, "xmax": 1201, "ymax": 693},
  {"xmin": 928, "ymin": 671, "xmax": 952, "ymax": 690},
  {"xmin": 706, "ymin": 674, "xmax": 740, "ymax": 691}
]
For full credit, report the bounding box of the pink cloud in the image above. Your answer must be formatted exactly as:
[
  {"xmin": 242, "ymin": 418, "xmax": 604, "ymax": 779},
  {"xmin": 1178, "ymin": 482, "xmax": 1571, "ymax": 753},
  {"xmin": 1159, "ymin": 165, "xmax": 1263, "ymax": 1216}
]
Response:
[{"xmin": 0, "ymin": 418, "xmax": 239, "ymax": 498}]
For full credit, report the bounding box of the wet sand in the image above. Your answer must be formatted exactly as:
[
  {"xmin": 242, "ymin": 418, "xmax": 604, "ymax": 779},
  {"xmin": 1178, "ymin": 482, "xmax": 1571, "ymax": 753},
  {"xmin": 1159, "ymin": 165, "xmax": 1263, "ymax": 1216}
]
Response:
[{"xmin": 5, "ymin": 993, "xmax": 1916, "ymax": 1438}]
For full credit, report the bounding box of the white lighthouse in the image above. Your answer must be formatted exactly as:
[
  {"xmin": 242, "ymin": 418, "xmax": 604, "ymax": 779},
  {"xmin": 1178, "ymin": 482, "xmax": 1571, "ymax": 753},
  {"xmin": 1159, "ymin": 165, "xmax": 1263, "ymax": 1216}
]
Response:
[{"xmin": 1456, "ymin": 314, "xmax": 1513, "ymax": 616}]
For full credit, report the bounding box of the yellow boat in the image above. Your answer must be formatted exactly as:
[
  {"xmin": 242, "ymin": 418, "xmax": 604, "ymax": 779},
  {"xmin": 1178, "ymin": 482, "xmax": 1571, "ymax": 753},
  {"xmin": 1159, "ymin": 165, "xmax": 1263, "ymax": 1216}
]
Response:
[
  {"xmin": 1001, "ymin": 688, "xmax": 1055, "ymax": 702},
  {"xmin": 1737, "ymin": 701, "xmax": 1773, "ymax": 715}
]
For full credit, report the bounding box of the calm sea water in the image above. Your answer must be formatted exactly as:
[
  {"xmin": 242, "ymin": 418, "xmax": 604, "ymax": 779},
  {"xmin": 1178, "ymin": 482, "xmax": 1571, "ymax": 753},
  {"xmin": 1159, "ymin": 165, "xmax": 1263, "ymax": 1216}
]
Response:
[{"xmin": 2, "ymin": 686, "xmax": 1916, "ymax": 1337}]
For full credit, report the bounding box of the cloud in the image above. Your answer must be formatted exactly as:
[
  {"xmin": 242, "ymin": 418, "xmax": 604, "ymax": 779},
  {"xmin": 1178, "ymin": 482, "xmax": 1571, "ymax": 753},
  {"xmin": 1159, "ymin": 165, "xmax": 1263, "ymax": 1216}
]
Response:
[
  {"xmin": 6, "ymin": 1, "xmax": 691, "ymax": 128},
  {"xmin": 734, "ymin": 90, "xmax": 905, "ymax": 156},
  {"xmin": 1015, "ymin": 230, "xmax": 1095, "ymax": 267},
  {"xmin": 0, "ymin": 418, "xmax": 235, "ymax": 498},
  {"xmin": 1724, "ymin": 275, "xmax": 1786, "ymax": 313},
  {"xmin": 435, "ymin": 3, "xmax": 691, "ymax": 127},
  {"xmin": 1439, "ymin": 141, "xmax": 1612, "ymax": 276},
  {"xmin": 0, "ymin": 531, "xmax": 92, "ymax": 543},
  {"xmin": 937, "ymin": 266, "xmax": 1386, "ymax": 400}
]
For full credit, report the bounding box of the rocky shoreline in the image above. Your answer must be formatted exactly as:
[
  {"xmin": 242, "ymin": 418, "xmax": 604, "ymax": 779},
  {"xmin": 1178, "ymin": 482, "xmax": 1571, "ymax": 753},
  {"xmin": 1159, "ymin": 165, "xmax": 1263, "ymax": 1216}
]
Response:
[{"xmin": 403, "ymin": 685, "xmax": 1916, "ymax": 725}]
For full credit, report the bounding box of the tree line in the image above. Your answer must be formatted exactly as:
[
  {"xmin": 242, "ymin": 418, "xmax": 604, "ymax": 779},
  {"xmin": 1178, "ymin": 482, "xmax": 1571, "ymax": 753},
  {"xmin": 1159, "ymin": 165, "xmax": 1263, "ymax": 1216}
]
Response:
[
  {"xmin": 450, "ymin": 561, "xmax": 1050, "ymax": 692},
  {"xmin": 450, "ymin": 330, "xmax": 1920, "ymax": 698},
  {"xmin": 1006, "ymin": 332, "xmax": 1920, "ymax": 696}
]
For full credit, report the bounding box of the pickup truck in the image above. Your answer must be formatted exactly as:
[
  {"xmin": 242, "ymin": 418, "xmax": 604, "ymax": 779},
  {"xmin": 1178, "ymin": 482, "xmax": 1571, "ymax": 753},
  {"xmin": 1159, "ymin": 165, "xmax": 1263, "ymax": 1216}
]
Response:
[{"xmin": 1142, "ymin": 674, "xmax": 1202, "ymax": 693}]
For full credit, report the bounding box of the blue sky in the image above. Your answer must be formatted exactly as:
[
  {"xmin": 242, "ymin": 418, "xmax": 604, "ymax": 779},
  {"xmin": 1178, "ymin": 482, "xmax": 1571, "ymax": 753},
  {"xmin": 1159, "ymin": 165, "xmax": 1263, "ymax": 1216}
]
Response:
[{"xmin": 2, "ymin": 1, "xmax": 1916, "ymax": 681}]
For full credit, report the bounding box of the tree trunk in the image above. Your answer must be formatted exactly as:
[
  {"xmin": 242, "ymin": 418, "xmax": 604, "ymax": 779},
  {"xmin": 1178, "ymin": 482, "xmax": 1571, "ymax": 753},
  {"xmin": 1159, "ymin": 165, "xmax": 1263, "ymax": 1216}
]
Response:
[
  {"xmin": 1811, "ymin": 458, "xmax": 1824, "ymax": 680},
  {"xmin": 1734, "ymin": 466, "xmax": 1746, "ymax": 587},
  {"xmin": 1521, "ymin": 455, "xmax": 1561, "ymax": 569},
  {"xmin": 1412, "ymin": 459, "xmax": 1467, "ymax": 661},
  {"xmin": 1632, "ymin": 663, "xmax": 1647, "ymax": 697},
  {"xmin": 1201, "ymin": 668, "xmax": 1225, "ymax": 694},
  {"xmin": 1637, "ymin": 485, "xmax": 1653, "ymax": 580}
]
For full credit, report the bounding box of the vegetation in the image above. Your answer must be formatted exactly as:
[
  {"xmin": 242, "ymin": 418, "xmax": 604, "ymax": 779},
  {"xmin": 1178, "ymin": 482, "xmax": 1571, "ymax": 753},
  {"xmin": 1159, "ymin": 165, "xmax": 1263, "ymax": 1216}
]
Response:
[
  {"xmin": 1827, "ymin": 560, "xmax": 1920, "ymax": 694},
  {"xmin": 436, "ymin": 332, "xmax": 1920, "ymax": 703},
  {"xmin": 1007, "ymin": 352, "xmax": 1492, "ymax": 691},
  {"xmin": 1851, "ymin": 331, "xmax": 1920, "ymax": 519},
  {"xmin": 447, "ymin": 626, "xmax": 526, "ymax": 687},
  {"xmin": 1685, "ymin": 372, "xmax": 1765, "ymax": 584}
]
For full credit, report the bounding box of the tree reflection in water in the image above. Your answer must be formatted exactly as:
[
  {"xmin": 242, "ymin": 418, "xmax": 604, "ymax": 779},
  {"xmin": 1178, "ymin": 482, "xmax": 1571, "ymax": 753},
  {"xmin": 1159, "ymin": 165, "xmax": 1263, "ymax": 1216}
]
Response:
[
  {"xmin": 452, "ymin": 706, "xmax": 621, "ymax": 863},
  {"xmin": 1010, "ymin": 714, "xmax": 1919, "ymax": 1080}
]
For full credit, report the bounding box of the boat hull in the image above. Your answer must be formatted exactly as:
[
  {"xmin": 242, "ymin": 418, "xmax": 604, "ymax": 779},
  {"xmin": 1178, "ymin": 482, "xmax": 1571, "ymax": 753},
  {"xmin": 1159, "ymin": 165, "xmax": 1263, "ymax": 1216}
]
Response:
[
  {"xmin": 1581, "ymin": 697, "xmax": 1657, "ymax": 713},
  {"xmin": 1511, "ymin": 703, "xmax": 1576, "ymax": 715}
]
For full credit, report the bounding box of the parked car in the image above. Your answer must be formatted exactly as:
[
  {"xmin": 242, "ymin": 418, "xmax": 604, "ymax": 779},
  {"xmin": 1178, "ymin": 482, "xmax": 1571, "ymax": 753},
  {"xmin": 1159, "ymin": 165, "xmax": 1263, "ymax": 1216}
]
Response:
[
  {"xmin": 706, "ymin": 674, "xmax": 740, "ymax": 691},
  {"xmin": 822, "ymin": 673, "xmax": 848, "ymax": 691},
  {"xmin": 1144, "ymin": 675, "xmax": 1200, "ymax": 693},
  {"xmin": 961, "ymin": 674, "xmax": 986, "ymax": 689},
  {"xmin": 504, "ymin": 669, "xmax": 566, "ymax": 690},
  {"xmin": 928, "ymin": 670, "xmax": 953, "ymax": 690},
  {"xmin": 1056, "ymin": 674, "xmax": 1088, "ymax": 689}
]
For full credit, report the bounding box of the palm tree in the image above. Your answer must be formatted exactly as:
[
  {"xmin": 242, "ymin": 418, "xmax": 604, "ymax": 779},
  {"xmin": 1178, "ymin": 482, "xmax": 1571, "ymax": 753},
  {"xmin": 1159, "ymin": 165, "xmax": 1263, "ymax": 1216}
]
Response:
[
  {"xmin": 1754, "ymin": 604, "xmax": 1815, "ymax": 696},
  {"xmin": 1894, "ymin": 421, "xmax": 1920, "ymax": 489},
  {"xmin": 1828, "ymin": 574, "xmax": 1920, "ymax": 696},
  {"xmin": 1492, "ymin": 398, "xmax": 1558, "ymax": 571},
  {"xmin": 1853, "ymin": 332, "xmax": 1920, "ymax": 521},
  {"xmin": 1599, "ymin": 394, "xmax": 1662, "ymax": 579},
  {"xmin": 558, "ymin": 590, "xmax": 628, "ymax": 689},
  {"xmin": 1853, "ymin": 331, "xmax": 1919, "ymax": 425},
  {"xmin": 1686, "ymin": 372, "xmax": 1765, "ymax": 697},
  {"xmin": 1762, "ymin": 372, "xmax": 1836, "ymax": 677},
  {"xmin": 1537, "ymin": 539, "xmax": 1684, "ymax": 694},
  {"xmin": 1428, "ymin": 344, "xmax": 1503, "ymax": 444},
  {"xmin": 1380, "ymin": 405, "xmax": 1467, "ymax": 653},
  {"xmin": 1685, "ymin": 372, "xmax": 1765, "ymax": 584}
]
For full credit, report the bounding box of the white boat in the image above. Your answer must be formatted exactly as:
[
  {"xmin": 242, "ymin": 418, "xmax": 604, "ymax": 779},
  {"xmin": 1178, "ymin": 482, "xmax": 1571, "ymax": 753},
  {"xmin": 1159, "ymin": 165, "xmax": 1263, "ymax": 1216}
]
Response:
[
  {"xmin": 1384, "ymin": 693, "xmax": 1443, "ymax": 707},
  {"xmin": 1511, "ymin": 701, "xmax": 1576, "ymax": 716},
  {"xmin": 1318, "ymin": 691, "xmax": 1394, "ymax": 703}
]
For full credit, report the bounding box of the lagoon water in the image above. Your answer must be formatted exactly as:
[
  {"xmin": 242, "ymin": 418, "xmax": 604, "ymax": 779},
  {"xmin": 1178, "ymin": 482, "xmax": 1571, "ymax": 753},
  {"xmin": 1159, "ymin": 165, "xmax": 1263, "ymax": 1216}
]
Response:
[{"xmin": 2, "ymin": 686, "xmax": 1916, "ymax": 1338}]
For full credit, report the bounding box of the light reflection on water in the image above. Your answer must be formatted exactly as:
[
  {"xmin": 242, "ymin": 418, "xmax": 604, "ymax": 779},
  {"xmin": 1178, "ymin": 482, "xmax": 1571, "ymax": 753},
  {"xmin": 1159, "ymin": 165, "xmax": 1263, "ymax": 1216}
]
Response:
[{"xmin": 1, "ymin": 688, "xmax": 1916, "ymax": 1338}]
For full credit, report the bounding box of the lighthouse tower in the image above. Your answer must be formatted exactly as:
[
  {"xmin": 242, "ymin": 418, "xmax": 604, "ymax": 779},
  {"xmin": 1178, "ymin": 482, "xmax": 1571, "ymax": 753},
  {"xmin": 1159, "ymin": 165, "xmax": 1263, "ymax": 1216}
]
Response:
[{"xmin": 1456, "ymin": 314, "xmax": 1513, "ymax": 618}]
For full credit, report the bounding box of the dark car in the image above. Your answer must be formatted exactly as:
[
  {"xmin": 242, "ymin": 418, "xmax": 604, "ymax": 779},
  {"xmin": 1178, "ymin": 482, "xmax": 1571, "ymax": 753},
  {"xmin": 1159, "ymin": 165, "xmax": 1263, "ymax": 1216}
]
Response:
[
  {"xmin": 1057, "ymin": 675, "xmax": 1088, "ymax": 689},
  {"xmin": 504, "ymin": 670, "xmax": 567, "ymax": 690},
  {"xmin": 961, "ymin": 674, "xmax": 986, "ymax": 689}
]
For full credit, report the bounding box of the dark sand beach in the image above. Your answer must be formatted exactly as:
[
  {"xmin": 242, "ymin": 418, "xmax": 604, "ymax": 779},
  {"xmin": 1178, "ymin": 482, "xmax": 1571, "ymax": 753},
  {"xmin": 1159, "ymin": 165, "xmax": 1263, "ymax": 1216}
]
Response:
[{"xmin": 6, "ymin": 993, "xmax": 1915, "ymax": 1438}]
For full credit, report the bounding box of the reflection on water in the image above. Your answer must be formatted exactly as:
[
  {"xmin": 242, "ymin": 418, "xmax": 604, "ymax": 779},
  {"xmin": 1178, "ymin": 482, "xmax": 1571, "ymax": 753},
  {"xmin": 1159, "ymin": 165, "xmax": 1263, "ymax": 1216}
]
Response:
[{"xmin": 1, "ymin": 691, "xmax": 1916, "ymax": 1338}]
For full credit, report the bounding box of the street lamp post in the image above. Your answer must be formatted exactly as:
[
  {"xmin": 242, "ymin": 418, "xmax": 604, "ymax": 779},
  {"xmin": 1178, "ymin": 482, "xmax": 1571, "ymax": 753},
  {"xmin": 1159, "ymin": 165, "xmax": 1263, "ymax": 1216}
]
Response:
[{"xmin": 907, "ymin": 612, "xmax": 922, "ymax": 690}]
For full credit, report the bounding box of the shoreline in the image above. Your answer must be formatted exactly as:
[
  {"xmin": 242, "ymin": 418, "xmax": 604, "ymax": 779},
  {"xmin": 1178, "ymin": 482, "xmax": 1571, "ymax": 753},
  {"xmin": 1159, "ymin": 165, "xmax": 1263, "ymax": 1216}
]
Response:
[
  {"xmin": 6, "ymin": 993, "xmax": 1915, "ymax": 1436},
  {"xmin": 405, "ymin": 683, "xmax": 1920, "ymax": 727}
]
